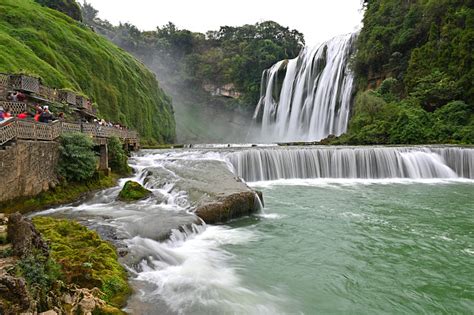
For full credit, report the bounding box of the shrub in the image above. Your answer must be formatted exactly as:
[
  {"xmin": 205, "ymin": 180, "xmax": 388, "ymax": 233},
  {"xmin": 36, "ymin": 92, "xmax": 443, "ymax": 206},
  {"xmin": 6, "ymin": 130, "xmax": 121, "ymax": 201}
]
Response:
[
  {"xmin": 108, "ymin": 137, "xmax": 130, "ymax": 175},
  {"xmin": 57, "ymin": 132, "xmax": 97, "ymax": 182}
]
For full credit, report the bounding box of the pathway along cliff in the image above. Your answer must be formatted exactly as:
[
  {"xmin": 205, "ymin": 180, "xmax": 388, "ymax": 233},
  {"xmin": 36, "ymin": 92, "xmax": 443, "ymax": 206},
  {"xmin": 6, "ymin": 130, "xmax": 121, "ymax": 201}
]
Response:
[{"xmin": 34, "ymin": 145, "xmax": 474, "ymax": 314}]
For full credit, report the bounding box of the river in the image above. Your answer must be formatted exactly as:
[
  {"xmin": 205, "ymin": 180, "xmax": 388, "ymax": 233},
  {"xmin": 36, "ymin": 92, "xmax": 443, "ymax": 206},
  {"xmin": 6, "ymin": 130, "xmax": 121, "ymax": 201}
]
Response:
[{"xmin": 37, "ymin": 146, "xmax": 474, "ymax": 314}]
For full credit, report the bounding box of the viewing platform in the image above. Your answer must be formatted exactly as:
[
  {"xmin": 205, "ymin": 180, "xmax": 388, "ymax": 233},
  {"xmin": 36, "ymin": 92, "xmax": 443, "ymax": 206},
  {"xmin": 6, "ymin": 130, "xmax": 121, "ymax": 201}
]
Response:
[
  {"xmin": 0, "ymin": 118, "xmax": 139, "ymax": 148},
  {"xmin": 0, "ymin": 73, "xmax": 139, "ymax": 149}
]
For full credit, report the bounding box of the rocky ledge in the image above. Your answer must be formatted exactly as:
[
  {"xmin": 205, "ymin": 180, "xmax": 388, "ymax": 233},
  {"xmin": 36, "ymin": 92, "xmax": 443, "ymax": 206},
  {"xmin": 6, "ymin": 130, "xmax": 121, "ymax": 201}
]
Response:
[{"xmin": 144, "ymin": 158, "xmax": 263, "ymax": 224}]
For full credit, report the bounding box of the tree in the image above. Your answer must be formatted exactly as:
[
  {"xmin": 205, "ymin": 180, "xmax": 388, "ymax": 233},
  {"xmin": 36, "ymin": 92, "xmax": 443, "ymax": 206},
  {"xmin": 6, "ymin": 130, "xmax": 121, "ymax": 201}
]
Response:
[{"xmin": 57, "ymin": 133, "xmax": 97, "ymax": 182}]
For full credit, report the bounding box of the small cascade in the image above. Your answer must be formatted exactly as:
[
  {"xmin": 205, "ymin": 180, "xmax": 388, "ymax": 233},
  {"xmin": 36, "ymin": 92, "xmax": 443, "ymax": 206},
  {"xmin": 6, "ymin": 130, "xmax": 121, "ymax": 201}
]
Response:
[
  {"xmin": 227, "ymin": 147, "xmax": 474, "ymax": 182},
  {"xmin": 254, "ymin": 33, "xmax": 357, "ymax": 142},
  {"xmin": 168, "ymin": 223, "xmax": 206, "ymax": 244}
]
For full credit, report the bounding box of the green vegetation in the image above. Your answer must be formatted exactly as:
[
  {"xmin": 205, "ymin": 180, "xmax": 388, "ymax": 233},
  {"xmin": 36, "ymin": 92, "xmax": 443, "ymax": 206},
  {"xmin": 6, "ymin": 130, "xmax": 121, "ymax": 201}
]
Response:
[
  {"xmin": 34, "ymin": 0, "xmax": 82, "ymax": 21},
  {"xmin": 58, "ymin": 132, "xmax": 97, "ymax": 182},
  {"xmin": 118, "ymin": 180, "xmax": 151, "ymax": 201},
  {"xmin": 108, "ymin": 136, "xmax": 131, "ymax": 175},
  {"xmin": 341, "ymin": 0, "xmax": 473, "ymax": 144},
  {"xmin": 0, "ymin": 0, "xmax": 175, "ymax": 143},
  {"xmin": 83, "ymin": 4, "xmax": 304, "ymax": 107},
  {"xmin": 32, "ymin": 217, "xmax": 131, "ymax": 307},
  {"xmin": 0, "ymin": 172, "xmax": 118, "ymax": 214}
]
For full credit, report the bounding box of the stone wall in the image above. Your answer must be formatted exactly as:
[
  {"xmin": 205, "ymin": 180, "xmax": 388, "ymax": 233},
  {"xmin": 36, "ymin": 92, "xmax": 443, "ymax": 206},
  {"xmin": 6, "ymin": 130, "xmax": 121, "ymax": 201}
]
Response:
[{"xmin": 0, "ymin": 140, "xmax": 59, "ymax": 203}]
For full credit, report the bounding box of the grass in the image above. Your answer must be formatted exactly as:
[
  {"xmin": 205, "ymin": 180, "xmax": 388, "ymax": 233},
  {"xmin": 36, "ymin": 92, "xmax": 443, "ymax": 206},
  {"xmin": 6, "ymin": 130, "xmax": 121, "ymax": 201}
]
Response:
[
  {"xmin": 0, "ymin": 0, "xmax": 175, "ymax": 143},
  {"xmin": 0, "ymin": 172, "xmax": 119, "ymax": 215}
]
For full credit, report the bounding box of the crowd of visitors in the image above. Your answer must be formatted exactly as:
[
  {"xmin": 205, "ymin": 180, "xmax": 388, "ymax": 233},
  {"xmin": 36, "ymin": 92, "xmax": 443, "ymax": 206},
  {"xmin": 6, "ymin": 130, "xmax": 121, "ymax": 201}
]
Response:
[{"xmin": 1, "ymin": 89, "xmax": 128, "ymax": 135}]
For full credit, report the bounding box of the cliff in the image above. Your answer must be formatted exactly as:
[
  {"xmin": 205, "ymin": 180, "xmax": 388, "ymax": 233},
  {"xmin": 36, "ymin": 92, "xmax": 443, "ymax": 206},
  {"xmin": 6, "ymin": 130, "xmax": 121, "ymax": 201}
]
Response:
[
  {"xmin": 337, "ymin": 0, "xmax": 473, "ymax": 145},
  {"xmin": 0, "ymin": 0, "xmax": 175, "ymax": 144}
]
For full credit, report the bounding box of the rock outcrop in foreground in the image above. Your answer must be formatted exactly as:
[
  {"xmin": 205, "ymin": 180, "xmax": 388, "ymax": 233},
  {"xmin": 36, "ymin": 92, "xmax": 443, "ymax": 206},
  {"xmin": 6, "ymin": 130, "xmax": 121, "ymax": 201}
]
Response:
[{"xmin": 0, "ymin": 213, "xmax": 126, "ymax": 315}]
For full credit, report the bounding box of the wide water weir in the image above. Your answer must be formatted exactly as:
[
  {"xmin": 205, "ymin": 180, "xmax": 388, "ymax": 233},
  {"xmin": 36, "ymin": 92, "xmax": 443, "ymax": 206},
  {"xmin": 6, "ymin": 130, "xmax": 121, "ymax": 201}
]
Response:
[
  {"xmin": 228, "ymin": 146, "xmax": 474, "ymax": 181},
  {"xmin": 35, "ymin": 146, "xmax": 474, "ymax": 314}
]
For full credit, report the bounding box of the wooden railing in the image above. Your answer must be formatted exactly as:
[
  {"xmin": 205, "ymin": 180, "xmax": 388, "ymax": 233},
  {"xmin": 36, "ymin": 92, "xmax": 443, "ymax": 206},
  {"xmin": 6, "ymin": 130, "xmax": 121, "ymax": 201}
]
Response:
[
  {"xmin": 0, "ymin": 101, "xmax": 28, "ymax": 115},
  {"xmin": 0, "ymin": 118, "xmax": 139, "ymax": 147}
]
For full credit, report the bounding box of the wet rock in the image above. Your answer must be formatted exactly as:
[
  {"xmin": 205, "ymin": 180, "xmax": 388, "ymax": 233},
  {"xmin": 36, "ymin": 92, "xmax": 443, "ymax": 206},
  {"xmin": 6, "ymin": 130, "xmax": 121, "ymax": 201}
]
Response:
[
  {"xmin": 7, "ymin": 213, "xmax": 49, "ymax": 258},
  {"xmin": 144, "ymin": 159, "xmax": 265, "ymax": 224},
  {"xmin": 195, "ymin": 191, "xmax": 262, "ymax": 224},
  {"xmin": 117, "ymin": 181, "xmax": 151, "ymax": 201}
]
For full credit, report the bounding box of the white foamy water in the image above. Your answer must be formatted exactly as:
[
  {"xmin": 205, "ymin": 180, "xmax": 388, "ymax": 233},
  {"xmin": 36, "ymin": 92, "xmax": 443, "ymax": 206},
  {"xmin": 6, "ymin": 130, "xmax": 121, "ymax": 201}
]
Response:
[
  {"xmin": 227, "ymin": 146, "xmax": 474, "ymax": 182},
  {"xmin": 33, "ymin": 146, "xmax": 474, "ymax": 314},
  {"xmin": 127, "ymin": 226, "xmax": 287, "ymax": 315},
  {"xmin": 254, "ymin": 34, "xmax": 356, "ymax": 142}
]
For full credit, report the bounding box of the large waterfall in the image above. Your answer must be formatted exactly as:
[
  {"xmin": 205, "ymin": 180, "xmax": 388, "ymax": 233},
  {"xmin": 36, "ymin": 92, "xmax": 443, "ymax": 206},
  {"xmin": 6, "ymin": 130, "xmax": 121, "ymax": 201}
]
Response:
[
  {"xmin": 227, "ymin": 146, "xmax": 474, "ymax": 182},
  {"xmin": 254, "ymin": 33, "xmax": 356, "ymax": 142}
]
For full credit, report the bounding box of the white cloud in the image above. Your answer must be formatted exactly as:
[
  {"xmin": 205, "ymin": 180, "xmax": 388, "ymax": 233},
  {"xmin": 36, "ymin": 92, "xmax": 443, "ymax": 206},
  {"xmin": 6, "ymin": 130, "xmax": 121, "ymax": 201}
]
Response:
[{"xmin": 84, "ymin": 0, "xmax": 363, "ymax": 46}]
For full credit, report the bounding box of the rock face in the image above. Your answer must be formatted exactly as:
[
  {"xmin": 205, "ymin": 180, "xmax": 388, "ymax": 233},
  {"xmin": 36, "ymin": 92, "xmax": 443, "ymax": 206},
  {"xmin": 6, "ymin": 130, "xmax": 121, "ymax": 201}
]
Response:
[
  {"xmin": 0, "ymin": 140, "xmax": 59, "ymax": 203},
  {"xmin": 7, "ymin": 213, "xmax": 49, "ymax": 258},
  {"xmin": 118, "ymin": 180, "xmax": 152, "ymax": 201},
  {"xmin": 195, "ymin": 191, "xmax": 262, "ymax": 224},
  {"xmin": 144, "ymin": 158, "xmax": 264, "ymax": 224}
]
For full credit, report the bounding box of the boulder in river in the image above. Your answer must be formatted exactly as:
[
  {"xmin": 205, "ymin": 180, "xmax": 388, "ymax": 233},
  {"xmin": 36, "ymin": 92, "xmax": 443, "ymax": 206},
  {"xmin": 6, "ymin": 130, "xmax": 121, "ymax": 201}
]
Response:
[{"xmin": 118, "ymin": 181, "xmax": 151, "ymax": 201}]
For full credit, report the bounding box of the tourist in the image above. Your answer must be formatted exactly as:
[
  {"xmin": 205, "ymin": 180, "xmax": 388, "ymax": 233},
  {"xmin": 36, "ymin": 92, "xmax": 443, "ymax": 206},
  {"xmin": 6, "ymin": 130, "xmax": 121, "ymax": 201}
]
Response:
[
  {"xmin": 0, "ymin": 106, "xmax": 4, "ymax": 122},
  {"xmin": 17, "ymin": 111, "xmax": 28, "ymax": 119},
  {"xmin": 57, "ymin": 112, "xmax": 65, "ymax": 121},
  {"xmin": 16, "ymin": 91, "xmax": 26, "ymax": 102},
  {"xmin": 34, "ymin": 107, "xmax": 43, "ymax": 122},
  {"xmin": 3, "ymin": 108, "xmax": 12, "ymax": 120},
  {"xmin": 39, "ymin": 106, "xmax": 53, "ymax": 123},
  {"xmin": 11, "ymin": 91, "xmax": 18, "ymax": 102}
]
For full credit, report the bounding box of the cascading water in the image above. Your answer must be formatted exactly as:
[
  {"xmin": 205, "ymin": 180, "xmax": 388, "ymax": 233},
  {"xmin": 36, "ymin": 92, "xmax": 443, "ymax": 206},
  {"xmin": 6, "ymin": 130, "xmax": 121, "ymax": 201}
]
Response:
[
  {"xmin": 254, "ymin": 33, "xmax": 357, "ymax": 142},
  {"xmin": 34, "ymin": 147, "xmax": 474, "ymax": 314},
  {"xmin": 227, "ymin": 146, "xmax": 474, "ymax": 182}
]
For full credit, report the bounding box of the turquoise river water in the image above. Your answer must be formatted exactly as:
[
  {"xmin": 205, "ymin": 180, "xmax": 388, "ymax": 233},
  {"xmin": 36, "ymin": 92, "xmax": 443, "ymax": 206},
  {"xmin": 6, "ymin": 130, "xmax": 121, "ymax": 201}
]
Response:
[{"xmin": 225, "ymin": 180, "xmax": 474, "ymax": 314}]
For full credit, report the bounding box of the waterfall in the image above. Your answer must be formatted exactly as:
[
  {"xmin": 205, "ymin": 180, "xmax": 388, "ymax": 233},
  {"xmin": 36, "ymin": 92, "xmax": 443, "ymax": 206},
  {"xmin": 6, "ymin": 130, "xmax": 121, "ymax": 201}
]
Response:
[
  {"xmin": 254, "ymin": 33, "xmax": 357, "ymax": 142},
  {"xmin": 227, "ymin": 147, "xmax": 474, "ymax": 182}
]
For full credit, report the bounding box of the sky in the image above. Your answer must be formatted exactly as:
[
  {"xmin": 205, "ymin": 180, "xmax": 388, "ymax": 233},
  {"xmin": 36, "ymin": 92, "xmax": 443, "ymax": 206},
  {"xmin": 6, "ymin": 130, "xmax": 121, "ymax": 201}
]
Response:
[{"xmin": 84, "ymin": 0, "xmax": 364, "ymax": 46}]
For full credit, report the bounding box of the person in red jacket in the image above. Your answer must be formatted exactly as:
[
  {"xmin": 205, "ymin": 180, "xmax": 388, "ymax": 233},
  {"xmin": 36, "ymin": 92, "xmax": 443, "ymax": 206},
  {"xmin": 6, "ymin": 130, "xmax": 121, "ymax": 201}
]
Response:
[
  {"xmin": 34, "ymin": 108, "xmax": 43, "ymax": 122},
  {"xmin": 3, "ymin": 109, "xmax": 11, "ymax": 119},
  {"xmin": 17, "ymin": 111, "xmax": 28, "ymax": 119}
]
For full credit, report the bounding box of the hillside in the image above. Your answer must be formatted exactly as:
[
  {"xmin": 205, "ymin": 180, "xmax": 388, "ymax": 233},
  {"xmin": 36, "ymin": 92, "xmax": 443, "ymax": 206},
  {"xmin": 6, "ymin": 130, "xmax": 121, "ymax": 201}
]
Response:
[
  {"xmin": 339, "ymin": 0, "xmax": 473, "ymax": 144},
  {"xmin": 0, "ymin": 0, "xmax": 175, "ymax": 144}
]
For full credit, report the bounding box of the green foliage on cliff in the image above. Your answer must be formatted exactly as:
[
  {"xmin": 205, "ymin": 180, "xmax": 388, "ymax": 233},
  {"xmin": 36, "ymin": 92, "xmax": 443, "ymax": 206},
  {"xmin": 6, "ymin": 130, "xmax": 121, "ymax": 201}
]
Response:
[
  {"xmin": 107, "ymin": 136, "xmax": 131, "ymax": 175},
  {"xmin": 34, "ymin": 0, "xmax": 82, "ymax": 21},
  {"xmin": 83, "ymin": 5, "xmax": 304, "ymax": 107},
  {"xmin": 33, "ymin": 217, "xmax": 131, "ymax": 307},
  {"xmin": 343, "ymin": 0, "xmax": 473, "ymax": 144},
  {"xmin": 338, "ymin": 89, "xmax": 473, "ymax": 145},
  {"xmin": 0, "ymin": 0, "xmax": 175, "ymax": 143},
  {"xmin": 58, "ymin": 132, "xmax": 97, "ymax": 182}
]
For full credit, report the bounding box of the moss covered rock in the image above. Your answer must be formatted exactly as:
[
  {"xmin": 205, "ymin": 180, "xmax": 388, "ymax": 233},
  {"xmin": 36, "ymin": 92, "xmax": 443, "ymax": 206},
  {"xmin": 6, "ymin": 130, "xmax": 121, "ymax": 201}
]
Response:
[
  {"xmin": 118, "ymin": 181, "xmax": 151, "ymax": 201},
  {"xmin": 32, "ymin": 217, "xmax": 131, "ymax": 308}
]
